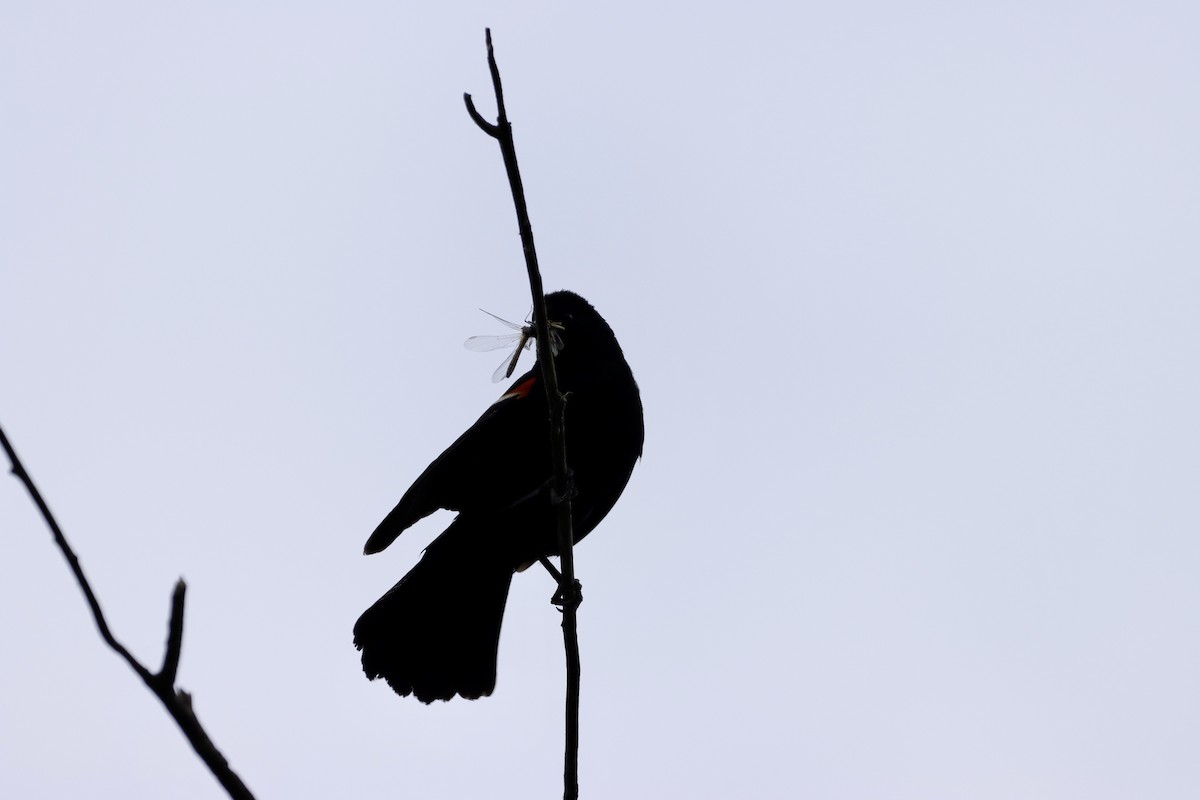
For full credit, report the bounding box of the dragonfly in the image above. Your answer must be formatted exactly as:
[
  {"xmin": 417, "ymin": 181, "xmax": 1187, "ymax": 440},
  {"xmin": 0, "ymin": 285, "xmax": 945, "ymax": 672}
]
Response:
[{"xmin": 464, "ymin": 309, "xmax": 565, "ymax": 383}]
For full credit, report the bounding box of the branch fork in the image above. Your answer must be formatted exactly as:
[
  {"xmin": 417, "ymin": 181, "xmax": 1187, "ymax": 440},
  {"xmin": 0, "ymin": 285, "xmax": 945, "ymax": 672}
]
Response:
[{"xmin": 0, "ymin": 425, "xmax": 256, "ymax": 800}]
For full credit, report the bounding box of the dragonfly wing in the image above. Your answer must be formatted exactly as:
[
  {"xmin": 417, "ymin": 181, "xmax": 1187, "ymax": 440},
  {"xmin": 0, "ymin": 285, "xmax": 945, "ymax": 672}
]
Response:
[
  {"xmin": 492, "ymin": 353, "xmax": 516, "ymax": 383},
  {"xmin": 479, "ymin": 309, "xmax": 524, "ymax": 330},
  {"xmin": 465, "ymin": 333, "xmax": 523, "ymax": 352}
]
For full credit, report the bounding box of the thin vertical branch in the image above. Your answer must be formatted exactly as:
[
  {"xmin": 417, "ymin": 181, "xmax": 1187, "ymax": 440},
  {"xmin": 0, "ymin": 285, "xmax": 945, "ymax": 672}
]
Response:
[
  {"xmin": 464, "ymin": 28, "xmax": 581, "ymax": 800},
  {"xmin": 0, "ymin": 423, "xmax": 256, "ymax": 800}
]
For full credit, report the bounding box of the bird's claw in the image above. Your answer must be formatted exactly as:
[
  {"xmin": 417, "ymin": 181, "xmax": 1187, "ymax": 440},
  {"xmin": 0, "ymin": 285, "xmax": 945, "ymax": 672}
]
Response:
[
  {"xmin": 550, "ymin": 469, "xmax": 578, "ymax": 505},
  {"xmin": 552, "ymin": 579, "xmax": 583, "ymax": 610}
]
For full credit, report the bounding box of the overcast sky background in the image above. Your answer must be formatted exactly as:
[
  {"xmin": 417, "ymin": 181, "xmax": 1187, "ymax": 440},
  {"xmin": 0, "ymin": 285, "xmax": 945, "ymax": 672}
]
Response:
[{"xmin": 3, "ymin": 3, "xmax": 1199, "ymax": 798}]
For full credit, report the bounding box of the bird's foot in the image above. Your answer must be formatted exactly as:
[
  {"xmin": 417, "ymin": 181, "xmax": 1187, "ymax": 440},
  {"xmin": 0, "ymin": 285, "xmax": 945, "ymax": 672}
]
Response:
[
  {"xmin": 550, "ymin": 469, "xmax": 578, "ymax": 505},
  {"xmin": 552, "ymin": 578, "xmax": 583, "ymax": 610}
]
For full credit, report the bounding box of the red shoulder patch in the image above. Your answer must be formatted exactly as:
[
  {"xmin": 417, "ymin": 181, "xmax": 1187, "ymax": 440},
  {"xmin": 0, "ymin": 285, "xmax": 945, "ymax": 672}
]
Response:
[{"xmin": 499, "ymin": 376, "xmax": 537, "ymax": 402}]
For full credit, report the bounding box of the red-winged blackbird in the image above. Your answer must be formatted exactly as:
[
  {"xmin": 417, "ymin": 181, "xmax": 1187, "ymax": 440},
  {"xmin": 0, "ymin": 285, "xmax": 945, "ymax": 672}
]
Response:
[{"xmin": 354, "ymin": 290, "xmax": 644, "ymax": 703}]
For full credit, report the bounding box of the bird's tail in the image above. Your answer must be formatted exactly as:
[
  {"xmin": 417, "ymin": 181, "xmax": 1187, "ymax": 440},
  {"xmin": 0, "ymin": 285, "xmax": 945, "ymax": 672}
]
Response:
[{"xmin": 353, "ymin": 517, "xmax": 516, "ymax": 703}]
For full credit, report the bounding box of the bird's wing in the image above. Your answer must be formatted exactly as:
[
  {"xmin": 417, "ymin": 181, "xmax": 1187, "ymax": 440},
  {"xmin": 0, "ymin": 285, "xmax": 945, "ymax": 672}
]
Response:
[{"xmin": 363, "ymin": 368, "xmax": 550, "ymax": 554}]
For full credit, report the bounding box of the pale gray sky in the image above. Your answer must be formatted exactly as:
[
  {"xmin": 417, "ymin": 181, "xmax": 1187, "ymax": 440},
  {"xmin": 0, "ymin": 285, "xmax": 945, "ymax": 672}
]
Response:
[{"xmin": 3, "ymin": 3, "xmax": 1199, "ymax": 798}]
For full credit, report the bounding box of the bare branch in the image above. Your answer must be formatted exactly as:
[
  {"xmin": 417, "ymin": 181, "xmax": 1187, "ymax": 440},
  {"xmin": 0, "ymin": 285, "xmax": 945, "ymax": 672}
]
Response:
[
  {"xmin": 0, "ymin": 422, "xmax": 256, "ymax": 800},
  {"xmin": 463, "ymin": 93, "xmax": 500, "ymax": 138},
  {"xmin": 465, "ymin": 28, "xmax": 581, "ymax": 800}
]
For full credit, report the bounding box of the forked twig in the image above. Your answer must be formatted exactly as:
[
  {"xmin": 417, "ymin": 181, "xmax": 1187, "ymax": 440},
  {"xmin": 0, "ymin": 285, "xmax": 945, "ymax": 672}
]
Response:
[{"xmin": 0, "ymin": 423, "xmax": 256, "ymax": 800}]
